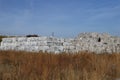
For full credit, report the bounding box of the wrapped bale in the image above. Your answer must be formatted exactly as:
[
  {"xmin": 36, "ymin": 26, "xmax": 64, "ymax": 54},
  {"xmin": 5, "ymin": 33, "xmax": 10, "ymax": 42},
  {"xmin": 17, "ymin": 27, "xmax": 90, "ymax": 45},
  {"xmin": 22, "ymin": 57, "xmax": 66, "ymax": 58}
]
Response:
[
  {"xmin": 38, "ymin": 46, "xmax": 49, "ymax": 52},
  {"xmin": 2, "ymin": 38, "xmax": 16, "ymax": 43},
  {"xmin": 17, "ymin": 37, "xmax": 27, "ymax": 42}
]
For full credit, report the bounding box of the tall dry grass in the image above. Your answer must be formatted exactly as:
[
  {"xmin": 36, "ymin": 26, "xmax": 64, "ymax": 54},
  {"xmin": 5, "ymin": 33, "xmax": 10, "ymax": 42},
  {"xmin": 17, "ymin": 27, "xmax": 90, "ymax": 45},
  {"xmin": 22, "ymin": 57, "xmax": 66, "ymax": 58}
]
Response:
[{"xmin": 0, "ymin": 50, "xmax": 120, "ymax": 80}]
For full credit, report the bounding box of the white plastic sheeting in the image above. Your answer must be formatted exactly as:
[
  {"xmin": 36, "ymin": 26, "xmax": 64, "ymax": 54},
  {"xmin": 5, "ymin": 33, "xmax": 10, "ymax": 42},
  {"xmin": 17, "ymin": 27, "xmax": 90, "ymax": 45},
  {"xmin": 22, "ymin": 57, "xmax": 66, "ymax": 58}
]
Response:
[{"xmin": 0, "ymin": 33, "xmax": 120, "ymax": 53}]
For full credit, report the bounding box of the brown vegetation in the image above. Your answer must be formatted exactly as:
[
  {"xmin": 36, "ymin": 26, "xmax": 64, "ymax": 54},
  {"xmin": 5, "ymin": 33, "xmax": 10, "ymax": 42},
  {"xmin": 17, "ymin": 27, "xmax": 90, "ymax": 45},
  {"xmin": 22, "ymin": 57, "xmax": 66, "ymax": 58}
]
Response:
[{"xmin": 0, "ymin": 50, "xmax": 120, "ymax": 80}]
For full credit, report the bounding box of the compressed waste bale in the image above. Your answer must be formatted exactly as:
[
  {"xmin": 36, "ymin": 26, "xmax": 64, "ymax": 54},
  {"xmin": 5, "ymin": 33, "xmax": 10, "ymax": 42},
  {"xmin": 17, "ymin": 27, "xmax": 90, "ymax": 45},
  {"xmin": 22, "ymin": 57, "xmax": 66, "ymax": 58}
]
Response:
[{"xmin": 17, "ymin": 37, "xmax": 27, "ymax": 42}]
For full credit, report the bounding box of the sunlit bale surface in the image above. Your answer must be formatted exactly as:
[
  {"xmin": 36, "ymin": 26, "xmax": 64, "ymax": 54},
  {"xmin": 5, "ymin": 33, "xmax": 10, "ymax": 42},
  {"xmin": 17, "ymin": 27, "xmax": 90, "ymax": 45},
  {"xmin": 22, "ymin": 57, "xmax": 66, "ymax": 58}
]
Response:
[{"xmin": 0, "ymin": 32, "xmax": 120, "ymax": 53}]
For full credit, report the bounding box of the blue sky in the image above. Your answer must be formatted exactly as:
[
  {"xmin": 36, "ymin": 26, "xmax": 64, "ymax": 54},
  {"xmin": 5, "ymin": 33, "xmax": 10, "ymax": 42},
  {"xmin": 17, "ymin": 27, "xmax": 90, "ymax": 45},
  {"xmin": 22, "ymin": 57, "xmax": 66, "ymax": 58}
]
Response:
[{"xmin": 0, "ymin": 0, "xmax": 120, "ymax": 37}]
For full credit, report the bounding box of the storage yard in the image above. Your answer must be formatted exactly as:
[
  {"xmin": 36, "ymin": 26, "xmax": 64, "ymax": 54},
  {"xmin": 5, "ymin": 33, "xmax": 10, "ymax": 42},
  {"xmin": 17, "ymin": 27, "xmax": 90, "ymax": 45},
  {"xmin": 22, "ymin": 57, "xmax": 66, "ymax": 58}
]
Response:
[
  {"xmin": 0, "ymin": 32, "xmax": 120, "ymax": 53},
  {"xmin": 0, "ymin": 33, "xmax": 120, "ymax": 80}
]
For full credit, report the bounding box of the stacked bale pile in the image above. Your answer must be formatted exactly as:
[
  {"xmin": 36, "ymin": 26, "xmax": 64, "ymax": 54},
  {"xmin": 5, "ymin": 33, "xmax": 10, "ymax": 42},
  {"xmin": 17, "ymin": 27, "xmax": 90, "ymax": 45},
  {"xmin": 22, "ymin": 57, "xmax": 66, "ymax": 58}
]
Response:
[
  {"xmin": 0, "ymin": 36, "xmax": 74, "ymax": 53},
  {"xmin": 75, "ymin": 32, "xmax": 120, "ymax": 53},
  {"xmin": 0, "ymin": 32, "xmax": 120, "ymax": 53}
]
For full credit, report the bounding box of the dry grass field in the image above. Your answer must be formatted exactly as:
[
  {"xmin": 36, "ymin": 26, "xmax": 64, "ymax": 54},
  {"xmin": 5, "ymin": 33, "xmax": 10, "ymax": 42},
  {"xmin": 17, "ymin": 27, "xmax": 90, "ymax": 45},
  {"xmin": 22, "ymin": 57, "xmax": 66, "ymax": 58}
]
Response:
[{"xmin": 0, "ymin": 50, "xmax": 120, "ymax": 80}]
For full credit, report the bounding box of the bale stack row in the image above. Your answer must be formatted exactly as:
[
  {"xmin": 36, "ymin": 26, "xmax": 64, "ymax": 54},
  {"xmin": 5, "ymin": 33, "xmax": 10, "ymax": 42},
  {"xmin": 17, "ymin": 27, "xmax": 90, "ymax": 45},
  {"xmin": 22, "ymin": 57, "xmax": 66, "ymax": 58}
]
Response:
[
  {"xmin": 0, "ymin": 32, "xmax": 120, "ymax": 53},
  {"xmin": 0, "ymin": 36, "xmax": 75, "ymax": 53}
]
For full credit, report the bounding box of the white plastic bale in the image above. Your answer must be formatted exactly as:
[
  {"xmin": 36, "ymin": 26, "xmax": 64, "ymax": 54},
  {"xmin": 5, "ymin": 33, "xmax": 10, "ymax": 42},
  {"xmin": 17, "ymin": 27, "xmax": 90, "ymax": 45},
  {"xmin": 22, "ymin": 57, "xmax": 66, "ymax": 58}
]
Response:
[
  {"xmin": 22, "ymin": 42, "xmax": 29, "ymax": 46},
  {"xmin": 0, "ymin": 42, "xmax": 5, "ymax": 46},
  {"xmin": 16, "ymin": 45, "xmax": 26, "ymax": 51},
  {"xmin": 2, "ymin": 38, "xmax": 8, "ymax": 42},
  {"xmin": 48, "ymin": 48, "xmax": 55, "ymax": 53},
  {"xmin": 3, "ymin": 46, "xmax": 7, "ymax": 50},
  {"xmin": 10, "ymin": 46, "xmax": 16, "ymax": 50},
  {"xmin": 2, "ymin": 38, "xmax": 13, "ymax": 43},
  {"xmin": 34, "ymin": 46, "xmax": 40, "ymax": 52},
  {"xmin": 15, "ymin": 42, "xmax": 23, "ymax": 46},
  {"xmin": 53, "ymin": 42, "xmax": 62, "ymax": 46},
  {"xmin": 23, "ymin": 42, "xmax": 37, "ymax": 46},
  {"xmin": 0, "ymin": 46, "xmax": 5, "ymax": 50},
  {"xmin": 22, "ymin": 46, "xmax": 39, "ymax": 52},
  {"xmin": 38, "ymin": 41, "xmax": 47, "ymax": 46},
  {"xmin": 47, "ymin": 42, "xmax": 54, "ymax": 46},
  {"xmin": 1, "ymin": 43, "xmax": 10, "ymax": 47},
  {"xmin": 23, "ymin": 46, "xmax": 30, "ymax": 51},
  {"xmin": 47, "ymin": 37, "xmax": 58, "ymax": 41},
  {"xmin": 17, "ymin": 37, "xmax": 27, "ymax": 42},
  {"xmin": 57, "ymin": 46, "xmax": 64, "ymax": 51},
  {"xmin": 0, "ymin": 46, "xmax": 3, "ymax": 50},
  {"xmin": 27, "ymin": 37, "xmax": 39, "ymax": 42},
  {"xmin": 18, "ymin": 46, "xmax": 28, "ymax": 51},
  {"xmin": 27, "ymin": 37, "xmax": 47, "ymax": 41},
  {"xmin": 23, "ymin": 42, "xmax": 34, "ymax": 46},
  {"xmin": 4, "ymin": 38, "xmax": 17, "ymax": 42},
  {"xmin": 31, "ymin": 46, "xmax": 39, "ymax": 51},
  {"xmin": 54, "ymin": 51, "xmax": 60, "ymax": 54},
  {"xmin": 38, "ymin": 46, "xmax": 43, "ymax": 51},
  {"xmin": 37, "ymin": 37, "xmax": 47, "ymax": 41},
  {"xmin": 6, "ymin": 43, "xmax": 17, "ymax": 47},
  {"xmin": 69, "ymin": 46, "xmax": 75, "ymax": 49},
  {"xmin": 57, "ymin": 38, "xmax": 64, "ymax": 43},
  {"xmin": 30, "ymin": 42, "xmax": 37, "ymax": 46},
  {"xmin": 1, "ymin": 46, "xmax": 12, "ymax": 50},
  {"xmin": 37, "ymin": 37, "xmax": 42, "ymax": 41},
  {"xmin": 43, "ymin": 46, "xmax": 49, "ymax": 50},
  {"xmin": 63, "ymin": 42, "xmax": 71, "ymax": 46},
  {"xmin": 37, "ymin": 42, "xmax": 44, "ymax": 46},
  {"xmin": 38, "ymin": 46, "xmax": 47, "ymax": 52},
  {"xmin": 29, "ymin": 37, "xmax": 39, "ymax": 41}
]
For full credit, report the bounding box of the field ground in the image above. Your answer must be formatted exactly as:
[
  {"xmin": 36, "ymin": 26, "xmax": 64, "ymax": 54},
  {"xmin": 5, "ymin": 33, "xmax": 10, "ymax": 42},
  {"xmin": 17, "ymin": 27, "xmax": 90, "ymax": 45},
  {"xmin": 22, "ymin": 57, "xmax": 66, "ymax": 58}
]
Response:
[{"xmin": 0, "ymin": 50, "xmax": 120, "ymax": 80}]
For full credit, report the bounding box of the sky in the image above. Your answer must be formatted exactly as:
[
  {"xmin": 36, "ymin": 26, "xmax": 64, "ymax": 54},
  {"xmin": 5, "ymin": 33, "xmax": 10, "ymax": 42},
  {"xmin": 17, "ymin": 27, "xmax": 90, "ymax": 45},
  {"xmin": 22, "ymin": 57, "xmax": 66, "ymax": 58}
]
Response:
[{"xmin": 0, "ymin": 0, "xmax": 120, "ymax": 37}]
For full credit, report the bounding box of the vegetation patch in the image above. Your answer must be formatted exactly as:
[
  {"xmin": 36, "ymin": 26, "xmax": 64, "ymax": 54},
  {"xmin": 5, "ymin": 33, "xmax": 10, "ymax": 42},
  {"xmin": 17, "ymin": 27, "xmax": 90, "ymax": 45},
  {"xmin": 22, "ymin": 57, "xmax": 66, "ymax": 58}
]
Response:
[{"xmin": 0, "ymin": 51, "xmax": 120, "ymax": 80}]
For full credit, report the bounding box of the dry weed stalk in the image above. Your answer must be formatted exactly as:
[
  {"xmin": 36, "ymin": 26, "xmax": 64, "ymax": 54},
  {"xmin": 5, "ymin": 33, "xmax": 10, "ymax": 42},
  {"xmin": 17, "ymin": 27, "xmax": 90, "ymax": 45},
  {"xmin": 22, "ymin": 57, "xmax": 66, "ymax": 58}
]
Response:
[{"xmin": 0, "ymin": 50, "xmax": 120, "ymax": 80}]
